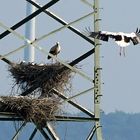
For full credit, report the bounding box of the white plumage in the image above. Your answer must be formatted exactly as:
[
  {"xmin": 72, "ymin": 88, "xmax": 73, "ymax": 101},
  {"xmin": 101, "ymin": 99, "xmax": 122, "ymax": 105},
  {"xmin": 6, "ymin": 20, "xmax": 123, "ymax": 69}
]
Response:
[
  {"xmin": 47, "ymin": 42, "xmax": 61, "ymax": 60},
  {"xmin": 85, "ymin": 28, "xmax": 140, "ymax": 56}
]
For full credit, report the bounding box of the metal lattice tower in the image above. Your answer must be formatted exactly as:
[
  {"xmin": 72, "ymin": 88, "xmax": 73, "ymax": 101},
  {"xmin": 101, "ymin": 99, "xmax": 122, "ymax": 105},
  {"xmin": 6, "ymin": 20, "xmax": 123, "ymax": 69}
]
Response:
[{"xmin": 0, "ymin": 0, "xmax": 103, "ymax": 139}]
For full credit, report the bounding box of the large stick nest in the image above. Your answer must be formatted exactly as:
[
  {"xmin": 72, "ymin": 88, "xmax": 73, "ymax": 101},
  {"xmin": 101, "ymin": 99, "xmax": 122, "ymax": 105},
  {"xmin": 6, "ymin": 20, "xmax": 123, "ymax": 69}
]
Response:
[
  {"xmin": 0, "ymin": 96, "xmax": 60, "ymax": 128},
  {"xmin": 9, "ymin": 62, "xmax": 73, "ymax": 97}
]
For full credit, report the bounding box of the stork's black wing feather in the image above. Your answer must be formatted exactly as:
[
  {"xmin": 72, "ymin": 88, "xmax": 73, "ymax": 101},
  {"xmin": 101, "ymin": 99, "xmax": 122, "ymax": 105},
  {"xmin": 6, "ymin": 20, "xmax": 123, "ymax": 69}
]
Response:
[
  {"xmin": 130, "ymin": 28, "xmax": 140, "ymax": 45},
  {"xmin": 130, "ymin": 37, "xmax": 138, "ymax": 45},
  {"xmin": 88, "ymin": 31, "xmax": 110, "ymax": 41},
  {"xmin": 84, "ymin": 27, "xmax": 109, "ymax": 41},
  {"xmin": 47, "ymin": 50, "xmax": 56, "ymax": 59},
  {"xmin": 130, "ymin": 35, "xmax": 140, "ymax": 45},
  {"xmin": 47, "ymin": 54, "xmax": 51, "ymax": 59}
]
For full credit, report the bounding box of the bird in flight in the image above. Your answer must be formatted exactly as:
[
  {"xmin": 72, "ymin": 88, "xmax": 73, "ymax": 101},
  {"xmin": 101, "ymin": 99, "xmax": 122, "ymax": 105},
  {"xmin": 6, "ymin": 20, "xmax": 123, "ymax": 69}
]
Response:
[
  {"xmin": 85, "ymin": 28, "xmax": 140, "ymax": 56},
  {"xmin": 48, "ymin": 42, "xmax": 61, "ymax": 62}
]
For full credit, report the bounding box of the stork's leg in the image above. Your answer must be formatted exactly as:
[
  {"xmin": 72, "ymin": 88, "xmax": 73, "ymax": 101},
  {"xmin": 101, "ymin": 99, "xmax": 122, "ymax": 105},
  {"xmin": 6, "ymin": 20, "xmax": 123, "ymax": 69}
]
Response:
[
  {"xmin": 123, "ymin": 48, "xmax": 125, "ymax": 57},
  {"xmin": 119, "ymin": 47, "xmax": 122, "ymax": 56}
]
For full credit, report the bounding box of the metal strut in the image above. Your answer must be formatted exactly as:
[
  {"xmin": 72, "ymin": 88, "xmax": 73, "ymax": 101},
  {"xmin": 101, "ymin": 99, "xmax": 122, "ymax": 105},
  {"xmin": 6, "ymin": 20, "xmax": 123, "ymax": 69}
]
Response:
[
  {"xmin": 26, "ymin": 0, "xmax": 95, "ymax": 45},
  {"xmin": 93, "ymin": 0, "xmax": 103, "ymax": 139},
  {"xmin": 0, "ymin": 0, "xmax": 60, "ymax": 39}
]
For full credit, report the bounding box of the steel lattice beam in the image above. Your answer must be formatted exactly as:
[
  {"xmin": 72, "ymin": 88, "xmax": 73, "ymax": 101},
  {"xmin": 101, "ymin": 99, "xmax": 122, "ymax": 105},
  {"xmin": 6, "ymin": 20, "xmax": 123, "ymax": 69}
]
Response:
[
  {"xmin": 29, "ymin": 128, "xmax": 38, "ymax": 140},
  {"xmin": 26, "ymin": 0, "xmax": 95, "ymax": 45},
  {"xmin": 0, "ymin": 115, "xmax": 97, "ymax": 122},
  {"xmin": 94, "ymin": 0, "xmax": 103, "ymax": 139},
  {"xmin": 0, "ymin": 0, "xmax": 60, "ymax": 39}
]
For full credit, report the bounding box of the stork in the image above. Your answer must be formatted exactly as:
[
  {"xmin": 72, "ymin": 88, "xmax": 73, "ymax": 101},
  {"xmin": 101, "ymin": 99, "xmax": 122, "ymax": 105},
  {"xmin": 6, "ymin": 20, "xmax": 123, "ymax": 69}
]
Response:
[
  {"xmin": 47, "ymin": 42, "xmax": 61, "ymax": 62},
  {"xmin": 85, "ymin": 28, "xmax": 140, "ymax": 56}
]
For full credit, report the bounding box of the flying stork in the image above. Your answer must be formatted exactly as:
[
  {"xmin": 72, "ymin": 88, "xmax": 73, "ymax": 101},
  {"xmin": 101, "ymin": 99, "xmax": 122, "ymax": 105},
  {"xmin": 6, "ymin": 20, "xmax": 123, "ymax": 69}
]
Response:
[
  {"xmin": 85, "ymin": 28, "xmax": 140, "ymax": 56},
  {"xmin": 47, "ymin": 42, "xmax": 61, "ymax": 61}
]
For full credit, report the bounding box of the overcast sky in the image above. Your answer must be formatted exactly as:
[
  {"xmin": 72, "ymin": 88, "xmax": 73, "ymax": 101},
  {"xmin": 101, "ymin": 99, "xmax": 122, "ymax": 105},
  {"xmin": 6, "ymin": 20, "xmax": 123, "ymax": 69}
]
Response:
[{"xmin": 0, "ymin": 0, "xmax": 140, "ymax": 114}]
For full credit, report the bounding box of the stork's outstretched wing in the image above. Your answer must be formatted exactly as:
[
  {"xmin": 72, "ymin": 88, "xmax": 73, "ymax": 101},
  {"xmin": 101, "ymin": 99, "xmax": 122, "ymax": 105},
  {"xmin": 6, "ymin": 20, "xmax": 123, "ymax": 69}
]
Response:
[
  {"xmin": 85, "ymin": 27, "xmax": 140, "ymax": 46},
  {"xmin": 84, "ymin": 27, "xmax": 117, "ymax": 41}
]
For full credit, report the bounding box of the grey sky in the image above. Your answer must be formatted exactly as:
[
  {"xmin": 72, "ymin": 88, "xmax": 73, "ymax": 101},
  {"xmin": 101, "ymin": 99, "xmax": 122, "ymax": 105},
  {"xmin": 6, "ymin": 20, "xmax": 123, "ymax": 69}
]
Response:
[{"xmin": 0, "ymin": 0, "xmax": 140, "ymax": 113}]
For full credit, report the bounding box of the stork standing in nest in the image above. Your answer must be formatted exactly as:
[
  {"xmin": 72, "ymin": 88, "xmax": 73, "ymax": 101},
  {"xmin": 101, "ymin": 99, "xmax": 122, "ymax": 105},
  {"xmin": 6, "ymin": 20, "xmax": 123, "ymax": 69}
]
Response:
[
  {"xmin": 85, "ymin": 28, "xmax": 140, "ymax": 56},
  {"xmin": 47, "ymin": 42, "xmax": 61, "ymax": 62}
]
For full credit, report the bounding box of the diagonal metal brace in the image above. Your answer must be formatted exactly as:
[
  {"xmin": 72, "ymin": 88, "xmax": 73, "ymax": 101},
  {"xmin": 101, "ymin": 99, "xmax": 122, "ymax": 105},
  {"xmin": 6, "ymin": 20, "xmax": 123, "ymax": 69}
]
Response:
[
  {"xmin": 26, "ymin": 0, "xmax": 95, "ymax": 45},
  {"xmin": 0, "ymin": 0, "xmax": 60, "ymax": 39}
]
